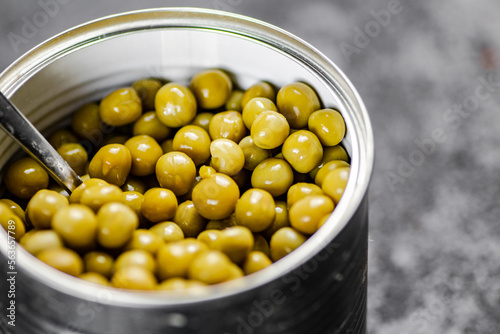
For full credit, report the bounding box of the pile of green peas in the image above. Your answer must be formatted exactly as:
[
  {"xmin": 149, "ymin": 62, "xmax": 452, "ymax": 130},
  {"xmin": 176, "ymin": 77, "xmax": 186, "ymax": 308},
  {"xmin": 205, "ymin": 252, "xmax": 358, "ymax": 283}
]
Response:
[{"xmin": 0, "ymin": 69, "xmax": 350, "ymax": 291}]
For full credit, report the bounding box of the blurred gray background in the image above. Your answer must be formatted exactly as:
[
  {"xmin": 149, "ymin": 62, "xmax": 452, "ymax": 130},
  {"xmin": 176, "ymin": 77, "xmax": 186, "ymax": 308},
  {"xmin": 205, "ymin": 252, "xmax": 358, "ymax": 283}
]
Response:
[{"xmin": 1, "ymin": 0, "xmax": 500, "ymax": 333}]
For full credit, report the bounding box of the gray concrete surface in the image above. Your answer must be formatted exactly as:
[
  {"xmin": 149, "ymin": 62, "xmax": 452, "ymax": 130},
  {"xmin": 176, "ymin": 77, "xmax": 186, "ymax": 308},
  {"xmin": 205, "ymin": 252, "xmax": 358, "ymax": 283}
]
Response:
[{"xmin": 1, "ymin": 0, "xmax": 499, "ymax": 333}]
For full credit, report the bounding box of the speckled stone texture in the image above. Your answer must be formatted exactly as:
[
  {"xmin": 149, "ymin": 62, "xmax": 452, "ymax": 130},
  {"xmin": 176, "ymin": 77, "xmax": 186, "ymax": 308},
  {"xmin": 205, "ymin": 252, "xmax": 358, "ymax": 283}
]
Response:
[{"xmin": 1, "ymin": 1, "xmax": 499, "ymax": 333}]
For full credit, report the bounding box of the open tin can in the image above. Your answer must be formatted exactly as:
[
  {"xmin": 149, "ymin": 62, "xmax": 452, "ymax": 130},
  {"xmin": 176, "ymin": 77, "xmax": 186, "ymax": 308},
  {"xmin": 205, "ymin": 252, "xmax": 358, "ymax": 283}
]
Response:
[{"xmin": 0, "ymin": 8, "xmax": 374, "ymax": 334}]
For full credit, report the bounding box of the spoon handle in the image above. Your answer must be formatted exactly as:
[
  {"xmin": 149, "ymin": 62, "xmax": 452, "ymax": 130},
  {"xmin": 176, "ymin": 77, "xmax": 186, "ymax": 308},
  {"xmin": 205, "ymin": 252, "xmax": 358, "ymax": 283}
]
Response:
[{"xmin": 0, "ymin": 92, "xmax": 82, "ymax": 193}]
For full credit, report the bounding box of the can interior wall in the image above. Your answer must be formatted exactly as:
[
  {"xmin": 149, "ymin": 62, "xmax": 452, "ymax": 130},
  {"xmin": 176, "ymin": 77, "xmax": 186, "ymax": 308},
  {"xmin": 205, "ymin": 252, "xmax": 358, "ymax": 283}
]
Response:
[{"xmin": 0, "ymin": 8, "xmax": 373, "ymax": 334}]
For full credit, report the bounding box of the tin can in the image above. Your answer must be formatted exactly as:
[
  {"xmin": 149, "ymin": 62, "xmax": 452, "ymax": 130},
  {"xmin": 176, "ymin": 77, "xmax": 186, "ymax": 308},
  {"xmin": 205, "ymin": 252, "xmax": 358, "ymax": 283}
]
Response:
[{"xmin": 0, "ymin": 8, "xmax": 374, "ymax": 334}]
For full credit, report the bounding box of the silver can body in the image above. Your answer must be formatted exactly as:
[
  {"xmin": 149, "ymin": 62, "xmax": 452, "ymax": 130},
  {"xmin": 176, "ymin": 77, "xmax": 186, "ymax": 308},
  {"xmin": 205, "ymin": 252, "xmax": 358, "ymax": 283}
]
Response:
[{"xmin": 0, "ymin": 8, "xmax": 373, "ymax": 334}]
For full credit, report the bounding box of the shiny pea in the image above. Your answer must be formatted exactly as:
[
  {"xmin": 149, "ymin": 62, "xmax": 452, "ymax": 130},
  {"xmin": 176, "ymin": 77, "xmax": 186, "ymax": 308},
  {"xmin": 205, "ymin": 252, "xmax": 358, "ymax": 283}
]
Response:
[
  {"xmin": 251, "ymin": 158, "xmax": 294, "ymax": 197},
  {"xmin": 125, "ymin": 229, "xmax": 163, "ymax": 255},
  {"xmin": 4, "ymin": 157, "xmax": 49, "ymax": 199},
  {"xmin": 190, "ymin": 112, "xmax": 213, "ymax": 133},
  {"xmin": 155, "ymin": 83, "xmax": 197, "ymax": 128},
  {"xmin": 190, "ymin": 69, "xmax": 233, "ymax": 109},
  {"xmin": 37, "ymin": 247, "xmax": 84, "ymax": 277},
  {"xmin": 210, "ymin": 139, "xmax": 245, "ymax": 176},
  {"xmin": 241, "ymin": 81, "xmax": 276, "ymax": 108},
  {"xmin": 187, "ymin": 250, "xmax": 233, "ymax": 284},
  {"xmin": 69, "ymin": 178, "xmax": 108, "ymax": 204},
  {"xmin": 51, "ymin": 204, "xmax": 97, "ymax": 249},
  {"xmin": 174, "ymin": 200, "xmax": 207, "ymax": 238},
  {"xmin": 287, "ymin": 182, "xmax": 324, "ymax": 208},
  {"xmin": 308, "ymin": 108, "xmax": 346, "ymax": 147},
  {"xmin": 289, "ymin": 195, "xmax": 334, "ymax": 235},
  {"xmin": 173, "ymin": 125, "xmax": 211, "ymax": 166},
  {"xmin": 192, "ymin": 173, "xmax": 240, "ymax": 220},
  {"xmin": 208, "ymin": 111, "xmax": 247, "ymax": 143},
  {"xmin": 321, "ymin": 167, "xmax": 350, "ymax": 204},
  {"xmin": 84, "ymin": 251, "xmax": 114, "ymax": 278},
  {"xmin": 277, "ymin": 82, "xmax": 320, "ymax": 129},
  {"xmin": 97, "ymin": 202, "xmax": 139, "ymax": 249},
  {"xmin": 141, "ymin": 188, "xmax": 178, "ymax": 223},
  {"xmin": 121, "ymin": 191, "xmax": 146, "ymax": 226},
  {"xmin": 199, "ymin": 165, "xmax": 217, "ymax": 179},
  {"xmin": 235, "ymin": 188, "xmax": 275, "ymax": 232},
  {"xmin": 262, "ymin": 201, "xmax": 290, "ymax": 239},
  {"xmin": 242, "ymin": 97, "xmax": 277, "ymax": 130},
  {"xmin": 323, "ymin": 145, "xmax": 349, "ymax": 162},
  {"xmin": 114, "ymin": 249, "xmax": 156, "ymax": 273},
  {"xmin": 314, "ymin": 160, "xmax": 350, "ymax": 187},
  {"xmin": 282, "ymin": 130, "xmax": 323, "ymax": 173},
  {"xmin": 157, "ymin": 239, "xmax": 208, "ymax": 279},
  {"xmin": 124, "ymin": 135, "xmax": 163, "ymax": 176},
  {"xmin": 80, "ymin": 184, "xmax": 123, "ymax": 212},
  {"xmin": 309, "ymin": 145, "xmax": 349, "ymax": 180},
  {"xmin": 155, "ymin": 152, "xmax": 196, "ymax": 196},
  {"xmin": 0, "ymin": 199, "xmax": 26, "ymax": 223},
  {"xmin": 149, "ymin": 221, "xmax": 185, "ymax": 243},
  {"xmin": 197, "ymin": 229, "xmax": 221, "ymax": 246},
  {"xmin": 225, "ymin": 264, "xmax": 244, "ymax": 281},
  {"xmin": 71, "ymin": 103, "xmax": 102, "ymax": 141},
  {"xmin": 212, "ymin": 226, "xmax": 254, "ymax": 264},
  {"xmin": 57, "ymin": 143, "xmax": 88, "ymax": 176},
  {"xmin": 100, "ymin": 87, "xmax": 142, "ymax": 126},
  {"xmin": 225, "ymin": 90, "xmax": 244, "ymax": 112},
  {"xmin": 251, "ymin": 110, "xmax": 289, "ymax": 149},
  {"xmin": 238, "ymin": 136, "xmax": 271, "ymax": 171},
  {"xmin": 20, "ymin": 230, "xmax": 63, "ymax": 255},
  {"xmin": 88, "ymin": 144, "xmax": 132, "ymax": 186},
  {"xmin": 111, "ymin": 266, "xmax": 157, "ymax": 290},
  {"xmin": 27, "ymin": 189, "xmax": 69, "ymax": 229},
  {"xmin": 243, "ymin": 251, "xmax": 272, "ymax": 275},
  {"xmin": 270, "ymin": 227, "xmax": 307, "ymax": 262}
]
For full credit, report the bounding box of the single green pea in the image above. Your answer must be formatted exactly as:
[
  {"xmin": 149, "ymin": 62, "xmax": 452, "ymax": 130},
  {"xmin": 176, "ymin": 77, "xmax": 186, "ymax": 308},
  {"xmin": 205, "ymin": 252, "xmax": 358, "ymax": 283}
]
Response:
[
  {"xmin": 308, "ymin": 108, "xmax": 346, "ymax": 147},
  {"xmin": 124, "ymin": 135, "xmax": 163, "ymax": 176},
  {"xmin": 4, "ymin": 157, "xmax": 49, "ymax": 199},
  {"xmin": 88, "ymin": 144, "xmax": 132, "ymax": 186},
  {"xmin": 276, "ymin": 82, "xmax": 320, "ymax": 129},
  {"xmin": 189, "ymin": 69, "xmax": 233, "ymax": 109},
  {"xmin": 251, "ymin": 158, "xmax": 294, "ymax": 197},
  {"xmin": 155, "ymin": 152, "xmax": 197, "ymax": 196},
  {"xmin": 155, "ymin": 83, "xmax": 197, "ymax": 128},
  {"xmin": 282, "ymin": 130, "xmax": 323, "ymax": 173},
  {"xmin": 192, "ymin": 173, "xmax": 240, "ymax": 220},
  {"xmin": 100, "ymin": 87, "xmax": 142, "ymax": 126},
  {"xmin": 208, "ymin": 111, "xmax": 247, "ymax": 143}
]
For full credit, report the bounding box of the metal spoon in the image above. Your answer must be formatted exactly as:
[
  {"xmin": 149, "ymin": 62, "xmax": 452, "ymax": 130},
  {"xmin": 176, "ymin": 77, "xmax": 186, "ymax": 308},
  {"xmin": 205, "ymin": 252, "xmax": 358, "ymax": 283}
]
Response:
[{"xmin": 0, "ymin": 92, "xmax": 82, "ymax": 193}]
